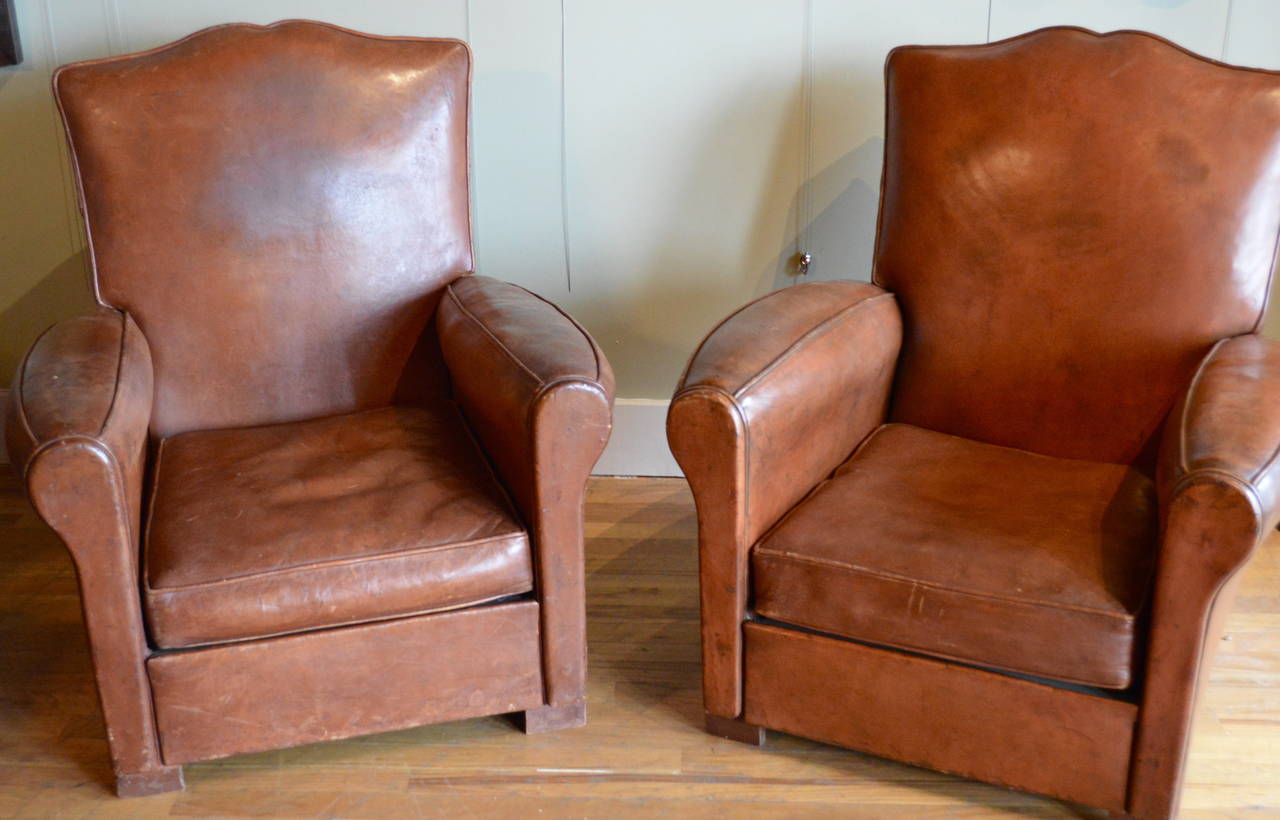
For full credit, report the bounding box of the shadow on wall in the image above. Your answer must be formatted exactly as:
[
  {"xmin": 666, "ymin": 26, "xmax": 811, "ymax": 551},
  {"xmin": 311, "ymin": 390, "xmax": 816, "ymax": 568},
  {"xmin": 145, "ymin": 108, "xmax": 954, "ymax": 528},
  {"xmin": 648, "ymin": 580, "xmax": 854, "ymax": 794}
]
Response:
[
  {"xmin": 795, "ymin": 135, "xmax": 885, "ymax": 286},
  {"xmin": 0, "ymin": 251, "xmax": 95, "ymax": 381}
]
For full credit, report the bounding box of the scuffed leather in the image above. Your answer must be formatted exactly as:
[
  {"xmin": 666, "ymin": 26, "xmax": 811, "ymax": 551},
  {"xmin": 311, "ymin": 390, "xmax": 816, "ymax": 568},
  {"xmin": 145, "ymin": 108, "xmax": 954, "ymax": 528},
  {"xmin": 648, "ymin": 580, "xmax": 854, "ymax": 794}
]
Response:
[
  {"xmin": 755, "ymin": 423, "xmax": 1157, "ymax": 689},
  {"xmin": 144, "ymin": 404, "xmax": 533, "ymax": 649},
  {"xmin": 673, "ymin": 27, "xmax": 1280, "ymax": 820},
  {"xmin": 15, "ymin": 20, "xmax": 615, "ymax": 789},
  {"xmin": 55, "ymin": 22, "xmax": 473, "ymax": 438},
  {"xmin": 667, "ymin": 280, "xmax": 902, "ymax": 717},
  {"xmin": 5, "ymin": 309, "xmax": 173, "ymax": 783},
  {"xmin": 437, "ymin": 274, "xmax": 614, "ymax": 708},
  {"xmin": 148, "ymin": 601, "xmax": 544, "ymax": 765},
  {"xmin": 876, "ymin": 28, "xmax": 1280, "ymax": 466}
]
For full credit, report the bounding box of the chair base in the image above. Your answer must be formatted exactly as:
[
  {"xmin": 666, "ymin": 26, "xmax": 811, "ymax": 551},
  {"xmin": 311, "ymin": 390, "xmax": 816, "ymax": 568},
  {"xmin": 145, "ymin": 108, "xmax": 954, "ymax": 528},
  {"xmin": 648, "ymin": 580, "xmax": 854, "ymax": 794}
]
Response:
[
  {"xmin": 116, "ymin": 766, "xmax": 184, "ymax": 798},
  {"xmin": 522, "ymin": 699, "xmax": 587, "ymax": 734},
  {"xmin": 705, "ymin": 711, "xmax": 765, "ymax": 745}
]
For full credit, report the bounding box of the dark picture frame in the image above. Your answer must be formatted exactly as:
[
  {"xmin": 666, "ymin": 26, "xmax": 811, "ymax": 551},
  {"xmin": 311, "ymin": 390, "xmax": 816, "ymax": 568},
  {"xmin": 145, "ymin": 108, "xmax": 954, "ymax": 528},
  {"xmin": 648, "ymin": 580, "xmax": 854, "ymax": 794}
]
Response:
[{"xmin": 1, "ymin": 0, "xmax": 21, "ymax": 67}]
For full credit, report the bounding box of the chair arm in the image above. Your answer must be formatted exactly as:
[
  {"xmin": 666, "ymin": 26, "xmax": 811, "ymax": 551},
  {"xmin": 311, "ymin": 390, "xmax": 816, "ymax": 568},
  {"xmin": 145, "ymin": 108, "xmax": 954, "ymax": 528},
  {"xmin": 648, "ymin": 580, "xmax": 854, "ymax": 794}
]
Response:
[
  {"xmin": 1129, "ymin": 333, "xmax": 1280, "ymax": 814},
  {"xmin": 666, "ymin": 280, "xmax": 902, "ymax": 717},
  {"xmin": 1158, "ymin": 333, "xmax": 1280, "ymax": 534},
  {"xmin": 436, "ymin": 274, "xmax": 614, "ymax": 707},
  {"xmin": 4, "ymin": 309, "xmax": 165, "ymax": 778},
  {"xmin": 7, "ymin": 309, "xmax": 154, "ymax": 530}
]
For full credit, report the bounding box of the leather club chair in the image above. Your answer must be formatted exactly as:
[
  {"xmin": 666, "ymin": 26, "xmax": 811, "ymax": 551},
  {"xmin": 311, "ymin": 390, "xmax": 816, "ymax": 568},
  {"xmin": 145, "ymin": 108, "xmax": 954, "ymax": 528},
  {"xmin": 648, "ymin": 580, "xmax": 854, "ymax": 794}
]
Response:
[
  {"xmin": 5, "ymin": 20, "xmax": 614, "ymax": 797},
  {"xmin": 668, "ymin": 27, "xmax": 1280, "ymax": 819}
]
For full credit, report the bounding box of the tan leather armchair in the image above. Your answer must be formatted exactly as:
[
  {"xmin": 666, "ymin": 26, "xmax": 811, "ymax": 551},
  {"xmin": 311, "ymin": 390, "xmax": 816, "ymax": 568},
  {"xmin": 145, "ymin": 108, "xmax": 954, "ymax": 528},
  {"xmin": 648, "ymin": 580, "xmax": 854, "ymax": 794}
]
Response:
[
  {"xmin": 668, "ymin": 27, "xmax": 1280, "ymax": 819},
  {"xmin": 5, "ymin": 20, "xmax": 613, "ymax": 797}
]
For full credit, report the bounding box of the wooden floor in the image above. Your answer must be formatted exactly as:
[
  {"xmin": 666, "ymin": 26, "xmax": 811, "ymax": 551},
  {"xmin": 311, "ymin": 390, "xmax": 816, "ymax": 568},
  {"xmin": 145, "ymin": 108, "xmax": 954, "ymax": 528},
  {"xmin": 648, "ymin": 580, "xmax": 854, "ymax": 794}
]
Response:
[{"xmin": 1, "ymin": 475, "xmax": 1278, "ymax": 818}]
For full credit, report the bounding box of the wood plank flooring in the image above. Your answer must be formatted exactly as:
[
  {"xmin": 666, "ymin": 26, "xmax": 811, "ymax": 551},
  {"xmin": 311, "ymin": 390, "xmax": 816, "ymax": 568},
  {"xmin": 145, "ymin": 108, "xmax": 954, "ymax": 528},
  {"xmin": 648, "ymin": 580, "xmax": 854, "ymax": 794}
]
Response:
[{"xmin": 1, "ymin": 475, "xmax": 1277, "ymax": 818}]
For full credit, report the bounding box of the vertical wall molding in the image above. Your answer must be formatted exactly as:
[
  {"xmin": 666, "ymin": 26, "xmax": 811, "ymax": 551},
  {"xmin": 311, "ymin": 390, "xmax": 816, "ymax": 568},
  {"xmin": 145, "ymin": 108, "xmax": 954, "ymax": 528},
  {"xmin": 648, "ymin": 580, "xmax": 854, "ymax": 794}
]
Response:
[
  {"xmin": 1220, "ymin": 0, "xmax": 1235, "ymax": 58},
  {"xmin": 104, "ymin": 0, "xmax": 125, "ymax": 55},
  {"xmin": 39, "ymin": 0, "xmax": 88, "ymax": 273},
  {"xmin": 558, "ymin": 0, "xmax": 572, "ymax": 291},
  {"xmin": 795, "ymin": 0, "xmax": 815, "ymax": 274}
]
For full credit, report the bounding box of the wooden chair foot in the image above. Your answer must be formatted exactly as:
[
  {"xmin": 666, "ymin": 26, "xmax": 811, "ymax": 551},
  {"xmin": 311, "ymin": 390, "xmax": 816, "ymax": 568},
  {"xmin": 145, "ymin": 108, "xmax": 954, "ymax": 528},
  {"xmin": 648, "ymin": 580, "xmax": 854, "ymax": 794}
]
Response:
[
  {"xmin": 521, "ymin": 699, "xmax": 586, "ymax": 734},
  {"xmin": 705, "ymin": 711, "xmax": 765, "ymax": 745},
  {"xmin": 116, "ymin": 766, "xmax": 184, "ymax": 797}
]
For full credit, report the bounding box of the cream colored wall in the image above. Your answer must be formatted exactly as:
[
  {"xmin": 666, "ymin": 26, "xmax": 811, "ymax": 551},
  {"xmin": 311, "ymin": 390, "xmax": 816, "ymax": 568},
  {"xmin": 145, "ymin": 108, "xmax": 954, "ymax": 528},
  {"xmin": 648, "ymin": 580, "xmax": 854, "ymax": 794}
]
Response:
[{"xmin": 2, "ymin": 0, "xmax": 1279, "ymax": 473}]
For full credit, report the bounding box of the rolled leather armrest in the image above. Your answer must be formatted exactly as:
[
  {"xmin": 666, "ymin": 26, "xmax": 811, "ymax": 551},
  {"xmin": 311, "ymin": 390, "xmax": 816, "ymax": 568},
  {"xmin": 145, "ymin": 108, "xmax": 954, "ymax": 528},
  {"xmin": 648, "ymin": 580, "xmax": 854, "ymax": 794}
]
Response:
[
  {"xmin": 1158, "ymin": 333, "xmax": 1280, "ymax": 534},
  {"xmin": 666, "ymin": 280, "xmax": 902, "ymax": 717},
  {"xmin": 436, "ymin": 275, "xmax": 615, "ymax": 516},
  {"xmin": 436, "ymin": 275, "xmax": 613, "ymax": 707},
  {"xmin": 6, "ymin": 309, "xmax": 154, "ymax": 533},
  {"xmin": 1133, "ymin": 333, "xmax": 1280, "ymax": 807}
]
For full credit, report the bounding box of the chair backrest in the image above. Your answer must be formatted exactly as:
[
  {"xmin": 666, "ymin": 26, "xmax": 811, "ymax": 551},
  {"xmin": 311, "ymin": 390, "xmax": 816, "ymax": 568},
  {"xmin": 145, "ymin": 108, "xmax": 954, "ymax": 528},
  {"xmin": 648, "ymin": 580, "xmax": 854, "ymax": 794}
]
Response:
[
  {"xmin": 55, "ymin": 20, "xmax": 472, "ymax": 438},
  {"xmin": 874, "ymin": 27, "xmax": 1280, "ymax": 466}
]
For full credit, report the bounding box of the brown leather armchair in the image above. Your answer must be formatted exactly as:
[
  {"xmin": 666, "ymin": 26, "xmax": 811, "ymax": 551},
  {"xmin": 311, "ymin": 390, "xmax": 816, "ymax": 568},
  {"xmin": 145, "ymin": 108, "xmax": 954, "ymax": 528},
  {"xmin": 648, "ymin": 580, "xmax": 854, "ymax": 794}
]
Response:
[
  {"xmin": 668, "ymin": 27, "xmax": 1280, "ymax": 820},
  {"xmin": 5, "ymin": 21, "xmax": 613, "ymax": 797}
]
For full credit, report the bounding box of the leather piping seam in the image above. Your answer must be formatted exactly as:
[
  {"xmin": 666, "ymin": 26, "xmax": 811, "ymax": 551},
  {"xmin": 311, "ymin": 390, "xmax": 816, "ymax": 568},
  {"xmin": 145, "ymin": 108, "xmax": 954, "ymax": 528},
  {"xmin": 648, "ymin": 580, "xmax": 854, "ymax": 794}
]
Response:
[
  {"xmin": 676, "ymin": 284, "xmax": 888, "ymax": 389},
  {"xmin": 752, "ymin": 547, "xmax": 1140, "ymax": 621},
  {"xmin": 748, "ymin": 615, "xmax": 1134, "ymax": 691},
  {"xmin": 668, "ymin": 384, "xmax": 750, "ymax": 711},
  {"xmin": 514, "ymin": 280, "xmax": 606, "ymax": 384},
  {"xmin": 444, "ymin": 284, "xmax": 603, "ymax": 390},
  {"xmin": 1257, "ymin": 218, "xmax": 1280, "ymax": 333},
  {"xmin": 14, "ymin": 312, "xmax": 129, "ymax": 477},
  {"xmin": 147, "ymin": 599, "xmax": 538, "ymax": 660},
  {"xmin": 145, "ymin": 530, "xmax": 532, "ymax": 592},
  {"xmin": 149, "ymin": 583, "xmax": 536, "ymax": 652},
  {"xmin": 891, "ymin": 25, "xmax": 1280, "ymax": 82},
  {"xmin": 1175, "ymin": 337, "xmax": 1280, "ymax": 505},
  {"xmin": 1168, "ymin": 469, "xmax": 1265, "ymax": 533},
  {"xmin": 676, "ymin": 287, "xmax": 803, "ymax": 388},
  {"xmin": 734, "ymin": 293, "xmax": 895, "ymax": 399},
  {"xmin": 19, "ymin": 433, "xmax": 170, "ymax": 766},
  {"xmin": 1177, "ymin": 337, "xmax": 1230, "ymax": 477}
]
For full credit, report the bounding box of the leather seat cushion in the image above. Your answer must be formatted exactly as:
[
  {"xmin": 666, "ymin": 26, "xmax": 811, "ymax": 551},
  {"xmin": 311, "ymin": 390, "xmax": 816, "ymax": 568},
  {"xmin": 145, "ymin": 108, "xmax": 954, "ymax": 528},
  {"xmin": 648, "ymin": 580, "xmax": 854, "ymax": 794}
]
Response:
[
  {"xmin": 144, "ymin": 403, "xmax": 533, "ymax": 649},
  {"xmin": 752, "ymin": 423, "xmax": 1158, "ymax": 689}
]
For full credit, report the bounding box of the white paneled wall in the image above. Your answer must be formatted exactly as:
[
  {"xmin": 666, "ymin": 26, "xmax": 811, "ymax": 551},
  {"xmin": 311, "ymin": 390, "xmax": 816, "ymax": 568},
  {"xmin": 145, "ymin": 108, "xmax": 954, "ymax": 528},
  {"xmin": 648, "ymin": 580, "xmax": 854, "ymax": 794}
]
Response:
[
  {"xmin": 1, "ymin": 1, "xmax": 1278, "ymax": 473},
  {"xmin": 562, "ymin": 0, "xmax": 807, "ymax": 398}
]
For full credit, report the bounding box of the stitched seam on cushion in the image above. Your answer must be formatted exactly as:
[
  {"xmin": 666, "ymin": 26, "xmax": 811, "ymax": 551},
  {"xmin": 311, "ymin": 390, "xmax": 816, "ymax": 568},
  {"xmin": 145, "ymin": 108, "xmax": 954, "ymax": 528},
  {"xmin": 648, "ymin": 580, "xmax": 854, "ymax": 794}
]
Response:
[
  {"xmin": 446, "ymin": 286, "xmax": 544, "ymax": 384},
  {"xmin": 735, "ymin": 293, "xmax": 895, "ymax": 399},
  {"xmin": 146, "ymin": 530, "xmax": 529, "ymax": 592},
  {"xmin": 753, "ymin": 547, "xmax": 1137, "ymax": 621},
  {"xmin": 152, "ymin": 582, "xmax": 534, "ymax": 650},
  {"xmin": 749, "ymin": 609, "xmax": 1132, "ymax": 690}
]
